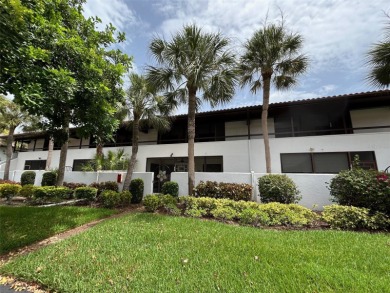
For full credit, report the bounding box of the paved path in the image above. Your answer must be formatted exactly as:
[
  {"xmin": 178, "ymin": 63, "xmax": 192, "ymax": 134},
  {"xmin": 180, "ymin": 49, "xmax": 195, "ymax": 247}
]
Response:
[{"xmin": 0, "ymin": 284, "xmax": 31, "ymax": 293}]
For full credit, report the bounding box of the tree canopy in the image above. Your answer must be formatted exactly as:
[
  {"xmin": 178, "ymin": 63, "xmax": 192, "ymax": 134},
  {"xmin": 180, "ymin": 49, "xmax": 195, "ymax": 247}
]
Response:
[{"xmin": 367, "ymin": 19, "xmax": 390, "ymax": 88}]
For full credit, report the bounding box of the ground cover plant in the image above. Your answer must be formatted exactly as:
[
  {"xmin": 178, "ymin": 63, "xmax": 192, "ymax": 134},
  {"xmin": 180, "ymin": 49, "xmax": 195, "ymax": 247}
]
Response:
[
  {"xmin": 0, "ymin": 206, "xmax": 115, "ymax": 254},
  {"xmin": 0, "ymin": 213, "xmax": 388, "ymax": 292}
]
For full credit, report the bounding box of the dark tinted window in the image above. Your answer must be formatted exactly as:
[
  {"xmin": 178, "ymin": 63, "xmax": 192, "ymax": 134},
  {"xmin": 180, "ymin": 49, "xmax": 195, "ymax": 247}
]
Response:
[
  {"xmin": 281, "ymin": 154, "xmax": 312, "ymax": 173},
  {"xmin": 24, "ymin": 160, "xmax": 46, "ymax": 170}
]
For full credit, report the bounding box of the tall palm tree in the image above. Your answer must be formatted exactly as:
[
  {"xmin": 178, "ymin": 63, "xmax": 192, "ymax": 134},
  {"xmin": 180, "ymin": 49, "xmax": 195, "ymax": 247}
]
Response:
[
  {"xmin": 0, "ymin": 95, "xmax": 38, "ymax": 180},
  {"xmin": 122, "ymin": 73, "xmax": 173, "ymax": 191},
  {"xmin": 147, "ymin": 24, "xmax": 237, "ymax": 194},
  {"xmin": 239, "ymin": 23, "xmax": 308, "ymax": 173},
  {"xmin": 367, "ymin": 19, "xmax": 390, "ymax": 87}
]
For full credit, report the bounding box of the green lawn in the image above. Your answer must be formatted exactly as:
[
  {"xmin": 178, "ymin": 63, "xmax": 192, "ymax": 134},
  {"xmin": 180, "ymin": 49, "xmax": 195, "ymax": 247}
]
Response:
[
  {"xmin": 0, "ymin": 206, "xmax": 115, "ymax": 254},
  {"xmin": 1, "ymin": 213, "xmax": 389, "ymax": 292}
]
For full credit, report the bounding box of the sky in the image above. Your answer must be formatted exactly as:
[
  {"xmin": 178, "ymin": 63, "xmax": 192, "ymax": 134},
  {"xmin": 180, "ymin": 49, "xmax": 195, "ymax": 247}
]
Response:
[{"xmin": 83, "ymin": 0, "xmax": 390, "ymax": 113}]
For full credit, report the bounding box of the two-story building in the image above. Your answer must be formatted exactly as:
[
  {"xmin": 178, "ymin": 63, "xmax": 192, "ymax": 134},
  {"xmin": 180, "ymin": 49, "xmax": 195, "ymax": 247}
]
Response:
[{"xmin": 2, "ymin": 90, "xmax": 389, "ymax": 193}]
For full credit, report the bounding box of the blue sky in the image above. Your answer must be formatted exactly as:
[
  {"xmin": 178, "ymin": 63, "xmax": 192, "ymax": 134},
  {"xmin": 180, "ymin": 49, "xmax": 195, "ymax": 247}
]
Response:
[{"xmin": 83, "ymin": 0, "xmax": 390, "ymax": 113}]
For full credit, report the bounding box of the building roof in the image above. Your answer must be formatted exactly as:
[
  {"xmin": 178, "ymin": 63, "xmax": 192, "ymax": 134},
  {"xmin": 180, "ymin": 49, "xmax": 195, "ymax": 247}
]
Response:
[{"xmin": 2, "ymin": 89, "xmax": 390, "ymax": 140}]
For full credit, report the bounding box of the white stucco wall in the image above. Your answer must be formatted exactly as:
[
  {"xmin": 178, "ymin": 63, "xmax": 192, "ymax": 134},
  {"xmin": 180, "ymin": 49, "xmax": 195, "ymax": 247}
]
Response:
[
  {"xmin": 171, "ymin": 172, "xmax": 334, "ymax": 210},
  {"xmin": 350, "ymin": 107, "xmax": 390, "ymax": 133},
  {"xmin": 10, "ymin": 131, "xmax": 390, "ymax": 175}
]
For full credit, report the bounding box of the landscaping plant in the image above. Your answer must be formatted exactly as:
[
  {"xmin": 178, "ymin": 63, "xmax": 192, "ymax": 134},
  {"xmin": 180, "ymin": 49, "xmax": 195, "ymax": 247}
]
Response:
[
  {"xmin": 161, "ymin": 181, "xmax": 179, "ymax": 197},
  {"xmin": 329, "ymin": 167, "xmax": 390, "ymax": 215},
  {"xmin": 41, "ymin": 171, "xmax": 57, "ymax": 186},
  {"xmin": 0, "ymin": 183, "xmax": 22, "ymax": 201},
  {"xmin": 75, "ymin": 187, "xmax": 98, "ymax": 202},
  {"xmin": 194, "ymin": 181, "xmax": 252, "ymax": 201},
  {"xmin": 258, "ymin": 174, "xmax": 301, "ymax": 204},
  {"xmin": 130, "ymin": 178, "xmax": 144, "ymax": 204},
  {"xmin": 20, "ymin": 171, "xmax": 36, "ymax": 186}
]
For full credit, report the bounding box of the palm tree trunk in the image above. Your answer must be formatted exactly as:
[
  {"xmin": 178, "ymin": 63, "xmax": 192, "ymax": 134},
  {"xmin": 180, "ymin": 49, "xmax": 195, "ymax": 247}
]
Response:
[
  {"xmin": 122, "ymin": 116, "xmax": 140, "ymax": 191},
  {"xmin": 56, "ymin": 125, "xmax": 69, "ymax": 186},
  {"xmin": 262, "ymin": 76, "xmax": 272, "ymax": 173},
  {"xmin": 96, "ymin": 142, "xmax": 103, "ymax": 157},
  {"xmin": 187, "ymin": 88, "xmax": 196, "ymax": 195},
  {"xmin": 3, "ymin": 126, "xmax": 15, "ymax": 181},
  {"xmin": 45, "ymin": 137, "xmax": 54, "ymax": 170}
]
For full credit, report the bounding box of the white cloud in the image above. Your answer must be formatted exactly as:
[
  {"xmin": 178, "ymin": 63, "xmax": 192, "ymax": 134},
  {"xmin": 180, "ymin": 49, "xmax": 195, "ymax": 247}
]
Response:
[
  {"xmin": 83, "ymin": 0, "xmax": 141, "ymax": 37},
  {"xmin": 152, "ymin": 0, "xmax": 390, "ymax": 99}
]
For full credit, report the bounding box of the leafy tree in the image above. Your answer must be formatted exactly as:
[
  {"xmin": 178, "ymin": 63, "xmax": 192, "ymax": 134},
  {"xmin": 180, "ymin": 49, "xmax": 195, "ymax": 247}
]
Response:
[
  {"xmin": 239, "ymin": 23, "xmax": 308, "ymax": 173},
  {"xmin": 147, "ymin": 24, "xmax": 237, "ymax": 194},
  {"xmin": 367, "ymin": 18, "xmax": 390, "ymax": 87},
  {"xmin": 1, "ymin": 0, "xmax": 132, "ymax": 185},
  {"xmin": 0, "ymin": 95, "xmax": 38, "ymax": 180},
  {"xmin": 122, "ymin": 73, "xmax": 173, "ymax": 191}
]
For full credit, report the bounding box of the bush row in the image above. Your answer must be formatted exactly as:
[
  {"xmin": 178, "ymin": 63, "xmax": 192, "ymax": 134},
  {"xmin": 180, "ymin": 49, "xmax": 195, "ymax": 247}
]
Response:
[
  {"xmin": 194, "ymin": 181, "xmax": 253, "ymax": 201},
  {"xmin": 144, "ymin": 196, "xmax": 318, "ymax": 227},
  {"xmin": 322, "ymin": 205, "xmax": 389, "ymax": 231}
]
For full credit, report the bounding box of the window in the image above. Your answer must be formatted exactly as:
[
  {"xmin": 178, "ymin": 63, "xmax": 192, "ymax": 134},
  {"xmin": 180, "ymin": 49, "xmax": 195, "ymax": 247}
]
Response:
[
  {"xmin": 281, "ymin": 151, "xmax": 376, "ymax": 173},
  {"xmin": 24, "ymin": 160, "xmax": 46, "ymax": 170},
  {"xmin": 73, "ymin": 159, "xmax": 93, "ymax": 171}
]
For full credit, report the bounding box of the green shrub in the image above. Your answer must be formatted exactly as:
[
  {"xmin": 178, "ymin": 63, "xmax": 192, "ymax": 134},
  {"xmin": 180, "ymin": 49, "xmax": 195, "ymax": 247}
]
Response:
[
  {"xmin": 143, "ymin": 194, "xmax": 178, "ymax": 213},
  {"xmin": 143, "ymin": 194, "xmax": 161, "ymax": 212},
  {"xmin": 130, "ymin": 178, "xmax": 144, "ymax": 204},
  {"xmin": 100, "ymin": 190, "xmax": 131, "ymax": 208},
  {"xmin": 239, "ymin": 208, "xmax": 271, "ymax": 226},
  {"xmin": 75, "ymin": 187, "xmax": 98, "ymax": 201},
  {"xmin": 33, "ymin": 186, "xmax": 73, "ymax": 202},
  {"xmin": 90, "ymin": 181, "xmax": 118, "ymax": 196},
  {"xmin": 211, "ymin": 206, "xmax": 237, "ymax": 221},
  {"xmin": 258, "ymin": 174, "xmax": 301, "ymax": 204},
  {"xmin": 161, "ymin": 181, "xmax": 179, "ymax": 197},
  {"xmin": 63, "ymin": 182, "xmax": 87, "ymax": 190},
  {"xmin": 41, "ymin": 171, "xmax": 57, "ymax": 186},
  {"xmin": 322, "ymin": 205, "xmax": 390, "ymax": 231},
  {"xmin": 329, "ymin": 168, "xmax": 390, "ymax": 216},
  {"xmin": 194, "ymin": 181, "xmax": 252, "ymax": 201},
  {"xmin": 101, "ymin": 190, "xmax": 121, "ymax": 208},
  {"xmin": 120, "ymin": 191, "xmax": 132, "ymax": 207},
  {"xmin": 258, "ymin": 202, "xmax": 316, "ymax": 226},
  {"xmin": 21, "ymin": 171, "xmax": 36, "ymax": 186},
  {"xmin": 19, "ymin": 184, "xmax": 37, "ymax": 199},
  {"xmin": 0, "ymin": 183, "xmax": 22, "ymax": 200}
]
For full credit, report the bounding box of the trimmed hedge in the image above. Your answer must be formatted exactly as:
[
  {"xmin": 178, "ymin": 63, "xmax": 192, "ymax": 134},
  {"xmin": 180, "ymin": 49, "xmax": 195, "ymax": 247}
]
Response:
[
  {"xmin": 100, "ymin": 190, "xmax": 132, "ymax": 208},
  {"xmin": 90, "ymin": 181, "xmax": 118, "ymax": 195},
  {"xmin": 41, "ymin": 171, "xmax": 57, "ymax": 186},
  {"xmin": 33, "ymin": 186, "xmax": 73, "ymax": 202},
  {"xmin": 322, "ymin": 205, "xmax": 389, "ymax": 231},
  {"xmin": 258, "ymin": 174, "xmax": 301, "ymax": 204},
  {"xmin": 0, "ymin": 183, "xmax": 22, "ymax": 200},
  {"xmin": 19, "ymin": 184, "xmax": 37, "ymax": 199},
  {"xmin": 194, "ymin": 181, "xmax": 252, "ymax": 201},
  {"xmin": 161, "ymin": 181, "xmax": 179, "ymax": 197},
  {"xmin": 143, "ymin": 194, "xmax": 179, "ymax": 215},
  {"xmin": 21, "ymin": 171, "xmax": 36, "ymax": 186},
  {"xmin": 75, "ymin": 187, "xmax": 98, "ymax": 201},
  {"xmin": 63, "ymin": 182, "xmax": 87, "ymax": 190},
  {"xmin": 130, "ymin": 178, "xmax": 144, "ymax": 204},
  {"xmin": 178, "ymin": 197, "xmax": 317, "ymax": 226}
]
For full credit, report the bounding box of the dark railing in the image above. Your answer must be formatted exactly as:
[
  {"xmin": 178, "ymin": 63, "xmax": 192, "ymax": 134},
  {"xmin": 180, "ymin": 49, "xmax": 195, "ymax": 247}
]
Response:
[{"xmin": 13, "ymin": 125, "xmax": 390, "ymax": 152}]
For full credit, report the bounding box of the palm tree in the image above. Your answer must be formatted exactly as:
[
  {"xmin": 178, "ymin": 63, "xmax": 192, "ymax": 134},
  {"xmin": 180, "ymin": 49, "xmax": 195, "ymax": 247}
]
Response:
[
  {"xmin": 239, "ymin": 23, "xmax": 308, "ymax": 173},
  {"xmin": 0, "ymin": 95, "xmax": 38, "ymax": 180},
  {"xmin": 122, "ymin": 73, "xmax": 173, "ymax": 191},
  {"xmin": 367, "ymin": 19, "xmax": 390, "ymax": 87},
  {"xmin": 147, "ymin": 24, "xmax": 237, "ymax": 194}
]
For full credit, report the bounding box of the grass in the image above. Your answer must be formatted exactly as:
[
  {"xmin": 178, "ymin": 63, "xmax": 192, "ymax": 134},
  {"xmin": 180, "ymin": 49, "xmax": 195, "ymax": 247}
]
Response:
[
  {"xmin": 1, "ymin": 213, "xmax": 389, "ymax": 292},
  {"xmin": 0, "ymin": 206, "xmax": 115, "ymax": 254}
]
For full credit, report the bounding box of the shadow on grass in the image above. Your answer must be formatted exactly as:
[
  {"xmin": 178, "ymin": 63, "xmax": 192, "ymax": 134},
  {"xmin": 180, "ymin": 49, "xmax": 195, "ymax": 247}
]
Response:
[{"xmin": 0, "ymin": 206, "xmax": 113, "ymax": 254}]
